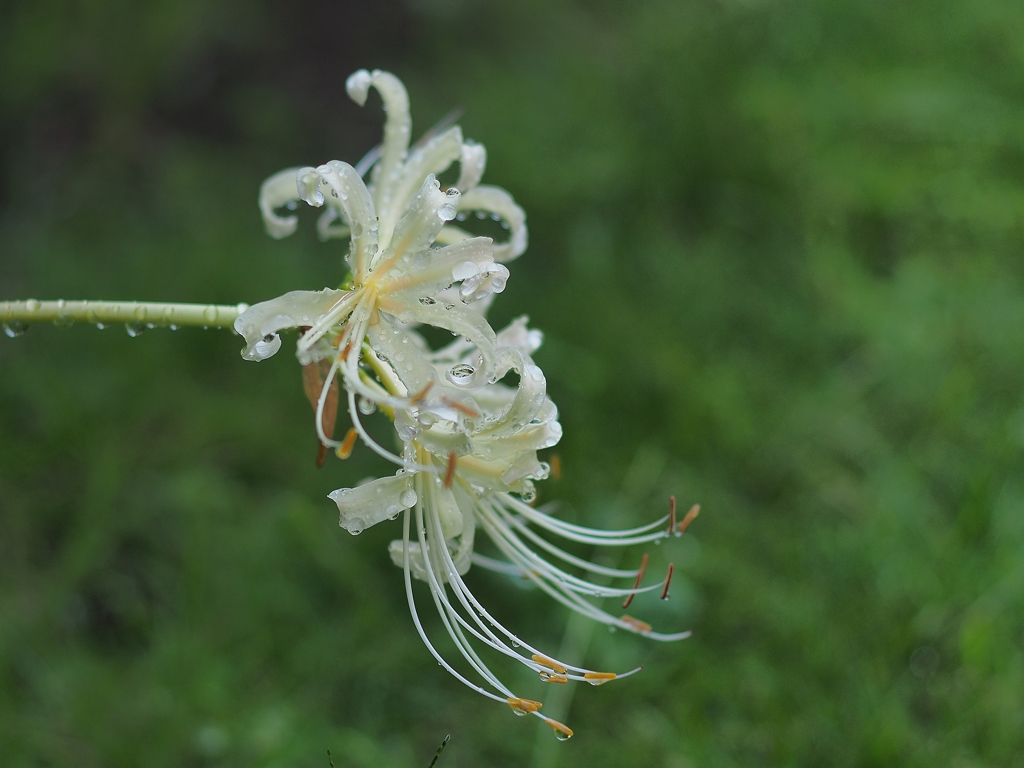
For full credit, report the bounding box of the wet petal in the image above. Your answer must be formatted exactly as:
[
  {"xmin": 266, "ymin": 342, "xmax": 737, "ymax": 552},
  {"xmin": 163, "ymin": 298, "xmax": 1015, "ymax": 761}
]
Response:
[
  {"xmin": 297, "ymin": 161, "xmax": 378, "ymax": 279},
  {"xmin": 389, "ymin": 126, "xmax": 463, "ymax": 231},
  {"xmin": 373, "ymin": 176, "xmax": 458, "ymax": 275},
  {"xmin": 346, "ymin": 69, "xmax": 412, "ymax": 237},
  {"xmin": 329, "ymin": 472, "xmax": 417, "ymax": 535},
  {"xmin": 234, "ymin": 288, "xmax": 349, "ymax": 361},
  {"xmin": 380, "ymin": 237, "xmax": 495, "ymax": 300},
  {"xmin": 457, "ymin": 185, "xmax": 528, "ymax": 262},
  {"xmin": 365, "ymin": 316, "xmax": 438, "ymax": 396},
  {"xmin": 456, "ymin": 141, "xmax": 487, "ymax": 192},
  {"xmin": 496, "ymin": 316, "xmax": 543, "ymax": 356},
  {"xmin": 378, "ymin": 298, "xmax": 497, "ymax": 388},
  {"xmin": 316, "ymin": 207, "xmax": 350, "ymax": 241},
  {"xmin": 259, "ymin": 167, "xmax": 304, "ymax": 239},
  {"xmin": 477, "ymin": 348, "xmax": 548, "ymax": 438}
]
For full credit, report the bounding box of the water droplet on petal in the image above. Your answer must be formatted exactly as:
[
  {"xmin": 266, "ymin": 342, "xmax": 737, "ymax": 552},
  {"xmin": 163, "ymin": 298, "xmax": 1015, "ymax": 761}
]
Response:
[
  {"xmin": 450, "ymin": 364, "xmax": 475, "ymax": 381},
  {"xmin": 400, "ymin": 489, "xmax": 418, "ymax": 507}
]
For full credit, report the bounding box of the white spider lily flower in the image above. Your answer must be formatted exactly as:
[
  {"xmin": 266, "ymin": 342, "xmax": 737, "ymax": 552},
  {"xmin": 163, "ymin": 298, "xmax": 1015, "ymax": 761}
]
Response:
[
  {"xmin": 235, "ymin": 68, "xmax": 694, "ymax": 737},
  {"xmin": 328, "ymin": 442, "xmax": 690, "ymax": 739},
  {"xmin": 235, "ymin": 69, "xmax": 532, "ymax": 464},
  {"xmin": 327, "ymin": 321, "xmax": 691, "ymax": 738}
]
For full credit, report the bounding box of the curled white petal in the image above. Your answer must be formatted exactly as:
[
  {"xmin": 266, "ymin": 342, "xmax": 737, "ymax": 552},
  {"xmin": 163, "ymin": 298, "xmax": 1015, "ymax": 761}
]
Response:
[
  {"xmin": 234, "ymin": 288, "xmax": 349, "ymax": 361},
  {"xmin": 296, "ymin": 161, "xmax": 379, "ymax": 279},
  {"xmin": 390, "ymin": 125, "xmax": 463, "ymax": 222},
  {"xmin": 496, "ymin": 315, "xmax": 543, "ymax": 355},
  {"xmin": 457, "ymin": 185, "xmax": 528, "ymax": 262},
  {"xmin": 259, "ymin": 167, "xmax": 304, "ymax": 239},
  {"xmin": 346, "ymin": 69, "xmax": 412, "ymax": 240},
  {"xmin": 456, "ymin": 141, "xmax": 487, "ymax": 192},
  {"xmin": 329, "ymin": 472, "xmax": 418, "ymax": 535}
]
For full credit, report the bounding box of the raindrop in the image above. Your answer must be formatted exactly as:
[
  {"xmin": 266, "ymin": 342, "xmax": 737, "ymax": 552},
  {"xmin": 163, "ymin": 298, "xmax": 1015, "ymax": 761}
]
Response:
[
  {"xmin": 125, "ymin": 322, "xmax": 145, "ymax": 337},
  {"xmin": 169, "ymin": 324, "xmax": 178, "ymax": 331},
  {"xmin": 3, "ymin": 321, "xmax": 27, "ymax": 338},
  {"xmin": 490, "ymin": 213, "xmax": 501, "ymax": 221},
  {"xmin": 554, "ymin": 730, "xmax": 572, "ymax": 742},
  {"xmin": 400, "ymin": 489, "xmax": 418, "ymax": 507},
  {"xmin": 418, "ymin": 297, "xmax": 436, "ymax": 305},
  {"xmin": 455, "ymin": 212, "xmax": 467, "ymax": 221},
  {"xmin": 25, "ymin": 299, "xmax": 41, "ymax": 312},
  {"xmin": 96, "ymin": 323, "xmax": 106, "ymax": 330},
  {"xmin": 450, "ymin": 364, "xmax": 475, "ymax": 381},
  {"xmin": 475, "ymin": 210, "xmax": 487, "ymax": 219},
  {"xmin": 357, "ymin": 397, "xmax": 377, "ymax": 415}
]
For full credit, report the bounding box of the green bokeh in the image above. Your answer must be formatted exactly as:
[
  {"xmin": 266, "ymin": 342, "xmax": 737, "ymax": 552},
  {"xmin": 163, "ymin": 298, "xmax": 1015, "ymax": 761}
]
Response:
[{"xmin": 2, "ymin": 1, "xmax": 1024, "ymax": 766}]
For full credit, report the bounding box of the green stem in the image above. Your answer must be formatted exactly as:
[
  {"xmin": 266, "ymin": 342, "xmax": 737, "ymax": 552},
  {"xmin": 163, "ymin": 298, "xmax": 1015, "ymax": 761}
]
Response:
[{"xmin": 0, "ymin": 299, "xmax": 249, "ymax": 331}]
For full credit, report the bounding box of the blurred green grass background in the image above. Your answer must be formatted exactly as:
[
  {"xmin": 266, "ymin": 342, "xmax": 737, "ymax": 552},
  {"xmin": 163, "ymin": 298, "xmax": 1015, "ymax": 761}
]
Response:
[{"xmin": 2, "ymin": 1, "xmax": 1024, "ymax": 766}]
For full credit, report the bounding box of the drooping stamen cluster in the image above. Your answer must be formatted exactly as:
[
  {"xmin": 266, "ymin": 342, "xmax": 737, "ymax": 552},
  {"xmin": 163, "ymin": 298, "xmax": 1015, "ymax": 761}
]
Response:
[{"xmin": 233, "ymin": 69, "xmax": 695, "ymax": 738}]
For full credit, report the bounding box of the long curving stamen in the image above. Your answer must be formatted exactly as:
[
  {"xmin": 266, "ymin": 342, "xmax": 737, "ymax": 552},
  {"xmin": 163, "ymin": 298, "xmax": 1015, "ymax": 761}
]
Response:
[
  {"xmin": 431, "ymin": 494, "xmax": 626, "ymax": 681},
  {"xmin": 622, "ymin": 553, "xmax": 650, "ymax": 610},
  {"xmin": 477, "ymin": 507, "xmax": 690, "ymax": 641},
  {"xmin": 484, "ymin": 503, "xmax": 665, "ymax": 599},
  {"xmin": 502, "ymin": 494, "xmax": 670, "ymax": 542},
  {"xmin": 416, "ymin": 495, "xmax": 516, "ymax": 698},
  {"xmin": 660, "ymin": 564, "xmax": 674, "ymax": 601},
  {"xmin": 400, "ymin": 507, "xmax": 506, "ymax": 704}
]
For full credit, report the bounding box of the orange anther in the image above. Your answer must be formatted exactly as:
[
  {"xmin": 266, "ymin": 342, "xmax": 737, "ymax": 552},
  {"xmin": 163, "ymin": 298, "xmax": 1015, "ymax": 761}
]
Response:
[
  {"xmin": 540, "ymin": 673, "xmax": 568, "ymax": 684},
  {"xmin": 443, "ymin": 450, "xmax": 457, "ymax": 489},
  {"xmin": 620, "ymin": 615, "xmax": 653, "ymax": 633},
  {"xmin": 441, "ymin": 396, "xmax": 481, "ymax": 418},
  {"xmin": 336, "ymin": 428, "xmax": 358, "ymax": 460},
  {"xmin": 660, "ymin": 563, "xmax": 674, "ymax": 601},
  {"xmin": 531, "ymin": 655, "xmax": 567, "ymax": 674},
  {"xmin": 507, "ymin": 697, "xmax": 543, "ymax": 715},
  {"xmin": 410, "ymin": 381, "xmax": 434, "ymax": 405},
  {"xmin": 583, "ymin": 672, "xmax": 617, "ymax": 686},
  {"xmin": 677, "ymin": 504, "xmax": 700, "ymax": 534},
  {"xmin": 544, "ymin": 719, "xmax": 574, "ymax": 741},
  {"xmin": 550, "ymin": 454, "xmax": 562, "ymax": 480},
  {"xmin": 622, "ymin": 552, "xmax": 649, "ymax": 609}
]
